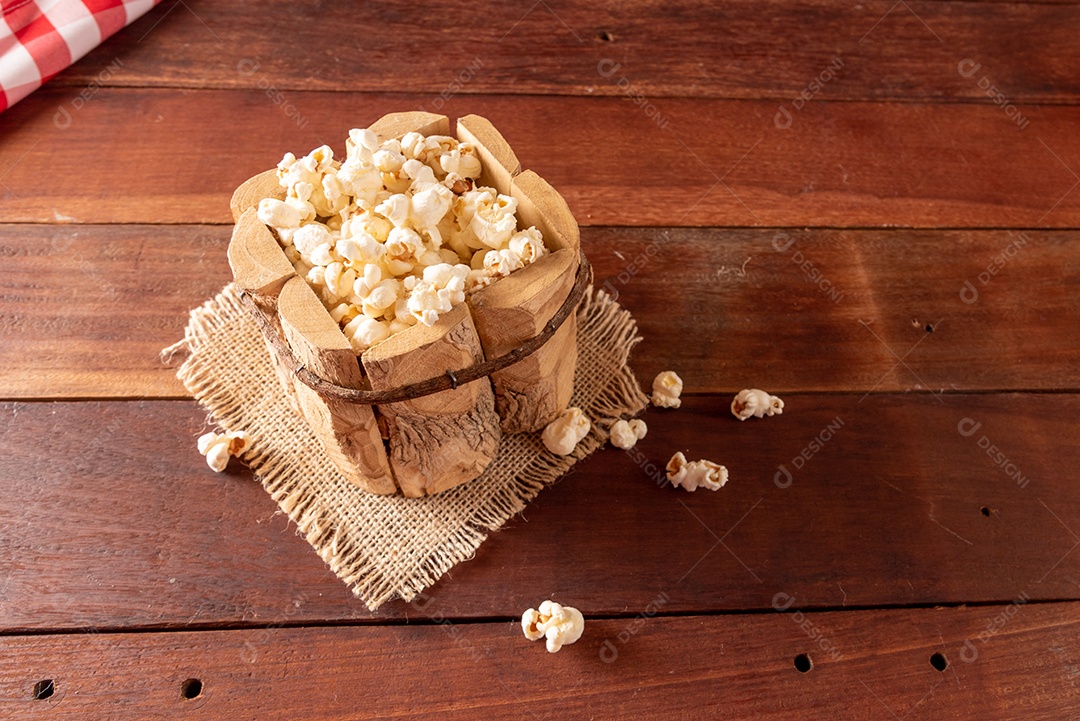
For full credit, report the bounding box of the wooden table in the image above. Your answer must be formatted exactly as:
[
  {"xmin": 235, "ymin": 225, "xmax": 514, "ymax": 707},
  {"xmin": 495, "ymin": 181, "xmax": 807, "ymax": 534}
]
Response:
[{"xmin": 2, "ymin": 1, "xmax": 1079, "ymax": 718}]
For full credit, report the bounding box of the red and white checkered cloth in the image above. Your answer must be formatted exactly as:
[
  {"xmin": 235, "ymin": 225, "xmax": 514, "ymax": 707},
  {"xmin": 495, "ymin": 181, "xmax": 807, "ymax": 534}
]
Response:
[{"xmin": 0, "ymin": 0, "xmax": 159, "ymax": 112}]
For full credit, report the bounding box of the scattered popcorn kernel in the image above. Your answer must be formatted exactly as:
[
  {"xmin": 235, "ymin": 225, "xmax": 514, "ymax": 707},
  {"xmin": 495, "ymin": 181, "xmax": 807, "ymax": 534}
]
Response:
[
  {"xmin": 609, "ymin": 418, "xmax": 648, "ymax": 450},
  {"xmin": 521, "ymin": 608, "xmax": 544, "ymax": 641},
  {"xmin": 541, "ymin": 407, "xmax": 591, "ymax": 456},
  {"xmin": 197, "ymin": 430, "xmax": 252, "ymax": 473},
  {"xmin": 651, "ymin": 371, "xmax": 684, "ymax": 409},
  {"xmin": 665, "ymin": 451, "xmax": 728, "ymax": 492},
  {"xmin": 731, "ymin": 388, "xmax": 784, "ymax": 420},
  {"xmin": 521, "ymin": 601, "xmax": 585, "ymax": 653}
]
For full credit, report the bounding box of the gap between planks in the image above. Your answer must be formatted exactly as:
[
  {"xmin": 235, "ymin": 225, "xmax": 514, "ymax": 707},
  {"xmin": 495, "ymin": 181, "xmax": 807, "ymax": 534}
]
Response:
[{"xmin": 0, "ymin": 595, "xmax": 1075, "ymax": 639}]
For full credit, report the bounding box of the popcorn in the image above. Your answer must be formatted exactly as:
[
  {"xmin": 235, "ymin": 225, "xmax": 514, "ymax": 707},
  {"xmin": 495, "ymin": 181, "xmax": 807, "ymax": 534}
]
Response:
[
  {"xmin": 609, "ymin": 418, "xmax": 647, "ymax": 450},
  {"xmin": 402, "ymin": 158, "xmax": 437, "ymax": 186},
  {"xmin": 466, "ymin": 269, "xmax": 496, "ymax": 294},
  {"xmin": 731, "ymin": 389, "xmax": 784, "ymax": 421},
  {"xmin": 336, "ymin": 163, "xmax": 382, "ymax": 204},
  {"xmin": 410, "ymin": 183, "xmax": 453, "ymax": 236},
  {"xmin": 277, "ymin": 145, "xmax": 344, "ymax": 217},
  {"xmin": 335, "ymin": 236, "xmax": 365, "ymax": 263},
  {"xmin": 257, "ymin": 129, "xmax": 550, "ymax": 349},
  {"xmin": 351, "ymin": 263, "xmax": 384, "ymax": 298},
  {"xmin": 373, "ymin": 148, "xmax": 405, "ymax": 173},
  {"xmin": 375, "ymin": 194, "xmax": 411, "ymax": 228},
  {"xmin": 308, "ymin": 242, "xmax": 337, "ymax": 267},
  {"xmin": 666, "ymin": 452, "xmax": 728, "ymax": 492},
  {"xmin": 292, "ymin": 223, "xmax": 334, "ymax": 257},
  {"xmin": 197, "ymin": 430, "xmax": 252, "ymax": 473},
  {"xmin": 321, "ymin": 173, "xmax": 349, "ymax": 214},
  {"xmin": 323, "ymin": 262, "xmax": 356, "ymax": 298},
  {"xmin": 483, "ymin": 248, "xmax": 524, "ymax": 278},
  {"xmin": 389, "ymin": 317, "xmax": 415, "ymax": 334},
  {"xmin": 402, "ymin": 264, "xmax": 468, "ymax": 326},
  {"xmin": 521, "ymin": 601, "xmax": 585, "ymax": 653},
  {"xmin": 386, "ymin": 225, "xmax": 423, "ymax": 264},
  {"xmin": 439, "ymin": 145, "xmax": 482, "ymax": 179},
  {"xmin": 306, "ymin": 265, "xmax": 326, "ymax": 287},
  {"xmin": 541, "ymin": 407, "xmax": 591, "ymax": 456},
  {"xmin": 343, "ymin": 315, "xmax": 392, "ymax": 352},
  {"xmin": 404, "ymin": 283, "xmax": 450, "ymax": 326},
  {"xmin": 468, "ymin": 189, "xmax": 518, "ymax": 249},
  {"xmin": 347, "ymin": 127, "xmax": 379, "ymax": 155},
  {"xmin": 361, "ymin": 279, "xmax": 400, "ymax": 317},
  {"xmin": 422, "ymin": 262, "xmax": 469, "ymax": 297},
  {"xmin": 257, "ymin": 198, "xmax": 301, "ymax": 230},
  {"xmin": 381, "ymin": 169, "xmax": 412, "ymax": 195},
  {"xmin": 342, "ymin": 213, "xmax": 392, "ymax": 244},
  {"xmin": 509, "ymin": 227, "xmax": 547, "ymax": 264},
  {"xmin": 651, "ymin": 371, "xmax": 684, "ymax": 409},
  {"xmin": 438, "ymin": 247, "xmax": 462, "ymax": 265},
  {"xmin": 329, "ymin": 302, "xmax": 359, "ymax": 325},
  {"xmin": 399, "ymin": 131, "xmax": 426, "ymax": 160}
]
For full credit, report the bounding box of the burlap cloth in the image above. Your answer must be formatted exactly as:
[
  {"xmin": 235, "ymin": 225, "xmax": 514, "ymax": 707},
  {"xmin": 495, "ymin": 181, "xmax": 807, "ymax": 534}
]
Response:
[{"xmin": 163, "ymin": 284, "xmax": 647, "ymax": 610}]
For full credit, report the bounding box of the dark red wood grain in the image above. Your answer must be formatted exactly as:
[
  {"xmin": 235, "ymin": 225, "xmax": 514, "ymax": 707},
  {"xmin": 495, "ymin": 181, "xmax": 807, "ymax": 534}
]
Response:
[
  {"xmin": 0, "ymin": 225, "xmax": 231, "ymax": 398},
  {"xmin": 0, "ymin": 395, "xmax": 1074, "ymax": 631},
  {"xmin": 50, "ymin": 0, "xmax": 1080, "ymax": 103},
  {"xmin": 1, "ymin": 602, "xmax": 1077, "ymax": 720},
  {"xmin": 3, "ymin": 90, "xmax": 1079, "ymax": 227},
  {"xmin": 3, "ymin": 0, "xmax": 1077, "ymax": 716},
  {"xmin": 3, "ymin": 225, "xmax": 1076, "ymax": 399}
]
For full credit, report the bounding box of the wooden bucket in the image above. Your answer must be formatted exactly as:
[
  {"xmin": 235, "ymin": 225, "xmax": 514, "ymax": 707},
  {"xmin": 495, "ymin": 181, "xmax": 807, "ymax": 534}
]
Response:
[{"xmin": 226, "ymin": 112, "xmax": 587, "ymax": 497}]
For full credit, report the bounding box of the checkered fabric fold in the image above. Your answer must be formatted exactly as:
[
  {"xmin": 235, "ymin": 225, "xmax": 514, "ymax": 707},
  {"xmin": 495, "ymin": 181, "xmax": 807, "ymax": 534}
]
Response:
[{"xmin": 0, "ymin": 0, "xmax": 158, "ymax": 112}]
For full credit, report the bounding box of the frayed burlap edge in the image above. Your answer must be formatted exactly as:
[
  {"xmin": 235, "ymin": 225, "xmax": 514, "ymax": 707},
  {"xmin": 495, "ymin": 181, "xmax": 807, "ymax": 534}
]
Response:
[{"xmin": 163, "ymin": 284, "xmax": 648, "ymax": 610}]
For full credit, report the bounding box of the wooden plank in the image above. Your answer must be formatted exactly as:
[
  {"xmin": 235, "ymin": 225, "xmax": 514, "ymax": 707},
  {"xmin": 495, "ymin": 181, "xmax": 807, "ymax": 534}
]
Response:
[
  {"xmin": 4, "ymin": 89, "xmax": 1080, "ymax": 227},
  {"xmin": 1, "ymin": 603, "xmax": 1078, "ymax": 719},
  {"xmin": 589, "ymin": 226, "xmax": 1080, "ymax": 394},
  {"xmin": 0, "ymin": 225, "xmax": 232, "ymax": 398},
  {"xmin": 0, "ymin": 395, "xmax": 1076, "ymax": 630},
  {"xmin": 2, "ymin": 225, "xmax": 1077, "ymax": 399},
  {"xmin": 49, "ymin": 0, "xmax": 1080, "ymax": 102}
]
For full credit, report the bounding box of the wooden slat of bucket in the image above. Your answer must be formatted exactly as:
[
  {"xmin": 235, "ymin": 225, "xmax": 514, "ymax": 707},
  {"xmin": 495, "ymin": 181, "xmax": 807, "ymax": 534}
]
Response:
[
  {"xmin": 361, "ymin": 303, "xmax": 501, "ymax": 498},
  {"xmin": 368, "ymin": 111, "xmax": 450, "ymax": 144},
  {"xmin": 510, "ymin": 170, "xmax": 580, "ymax": 252},
  {"xmin": 458, "ymin": 139, "xmax": 581, "ymax": 433},
  {"xmin": 277, "ymin": 277, "xmax": 396, "ymax": 495},
  {"xmin": 226, "ymin": 205, "xmax": 302, "ymax": 411},
  {"xmin": 468, "ymin": 248, "xmax": 578, "ymax": 433},
  {"xmin": 230, "ymin": 169, "xmax": 282, "ymax": 223},
  {"xmin": 456, "ymin": 114, "xmax": 521, "ymax": 194},
  {"xmin": 227, "ymin": 208, "xmax": 295, "ymax": 297}
]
